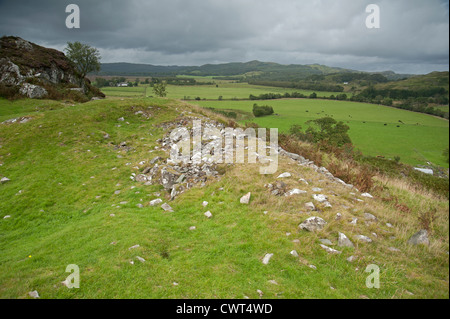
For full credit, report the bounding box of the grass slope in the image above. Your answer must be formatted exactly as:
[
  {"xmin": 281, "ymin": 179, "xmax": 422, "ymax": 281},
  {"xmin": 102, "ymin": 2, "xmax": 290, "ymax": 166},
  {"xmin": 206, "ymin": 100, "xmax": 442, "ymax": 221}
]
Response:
[{"xmin": 0, "ymin": 97, "xmax": 448, "ymax": 299}]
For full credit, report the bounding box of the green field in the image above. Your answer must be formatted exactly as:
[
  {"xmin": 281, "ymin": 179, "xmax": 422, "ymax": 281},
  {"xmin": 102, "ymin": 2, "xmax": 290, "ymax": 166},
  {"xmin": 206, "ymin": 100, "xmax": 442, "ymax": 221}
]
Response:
[
  {"xmin": 101, "ymin": 83, "xmax": 340, "ymax": 100},
  {"xmin": 193, "ymin": 99, "xmax": 450, "ymax": 168}
]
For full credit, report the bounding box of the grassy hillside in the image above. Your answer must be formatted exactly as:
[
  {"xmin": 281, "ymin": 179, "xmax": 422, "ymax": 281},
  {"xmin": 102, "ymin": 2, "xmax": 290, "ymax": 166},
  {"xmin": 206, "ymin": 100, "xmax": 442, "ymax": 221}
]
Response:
[
  {"xmin": 0, "ymin": 97, "xmax": 448, "ymax": 299},
  {"xmin": 374, "ymin": 72, "xmax": 449, "ymax": 92}
]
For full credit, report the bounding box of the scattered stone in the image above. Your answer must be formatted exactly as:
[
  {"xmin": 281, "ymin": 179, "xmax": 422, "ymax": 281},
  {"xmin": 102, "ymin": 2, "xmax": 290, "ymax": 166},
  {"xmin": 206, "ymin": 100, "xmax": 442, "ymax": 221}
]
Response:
[
  {"xmin": 28, "ymin": 290, "xmax": 40, "ymax": 299},
  {"xmin": 388, "ymin": 247, "xmax": 401, "ymax": 252},
  {"xmin": 256, "ymin": 289, "xmax": 263, "ymax": 297},
  {"xmin": 290, "ymin": 250, "xmax": 299, "ymax": 257},
  {"xmin": 136, "ymin": 256, "xmax": 146, "ymax": 263},
  {"xmin": 413, "ymin": 168, "xmax": 433, "ymax": 175},
  {"xmin": 240, "ymin": 192, "xmax": 251, "ymax": 204},
  {"xmin": 299, "ymin": 217, "xmax": 327, "ymax": 232},
  {"xmin": 364, "ymin": 212, "xmax": 378, "ymax": 222},
  {"xmin": 262, "ymin": 253, "xmax": 273, "ymax": 265},
  {"xmin": 320, "ymin": 244, "xmax": 342, "ymax": 254},
  {"xmin": 313, "ymin": 194, "xmax": 328, "ymax": 203},
  {"xmin": 129, "ymin": 245, "xmax": 140, "ymax": 250},
  {"xmin": 118, "ymin": 117, "xmax": 125, "ymax": 121},
  {"xmin": 309, "ymin": 265, "xmax": 317, "ymax": 270},
  {"xmin": 189, "ymin": 226, "xmax": 196, "ymax": 231},
  {"xmin": 338, "ymin": 232, "xmax": 354, "ymax": 248},
  {"xmin": 268, "ymin": 280, "xmax": 278, "ymax": 285},
  {"xmin": 263, "ymin": 211, "xmax": 268, "ymax": 215},
  {"xmin": 350, "ymin": 218, "xmax": 358, "ymax": 225},
  {"xmin": 150, "ymin": 198, "xmax": 163, "ymax": 206},
  {"xmin": 204, "ymin": 211, "xmax": 212, "ymax": 218},
  {"xmin": 361, "ymin": 193, "xmax": 373, "ymax": 198},
  {"xmin": 161, "ymin": 203, "xmax": 174, "ymax": 212},
  {"xmin": 304, "ymin": 202, "xmax": 316, "ymax": 211},
  {"xmin": 277, "ymin": 172, "xmax": 291, "ymax": 178},
  {"xmin": 355, "ymin": 235, "xmax": 372, "ymax": 243},
  {"xmin": 286, "ymin": 189, "xmax": 307, "ymax": 196},
  {"xmin": 386, "ymin": 223, "xmax": 393, "ymax": 228},
  {"xmin": 335, "ymin": 213, "xmax": 342, "ymax": 221},
  {"xmin": 136, "ymin": 204, "xmax": 144, "ymax": 208},
  {"xmin": 347, "ymin": 255, "xmax": 357, "ymax": 263},
  {"xmin": 114, "ymin": 190, "xmax": 121, "ymax": 195},
  {"xmin": 311, "ymin": 187, "xmax": 322, "ymax": 192},
  {"xmin": 407, "ymin": 230, "xmax": 430, "ymax": 246},
  {"xmin": 109, "ymin": 214, "xmax": 115, "ymax": 217},
  {"xmin": 319, "ymin": 239, "xmax": 334, "ymax": 246},
  {"xmin": 323, "ymin": 201, "xmax": 332, "ymax": 208},
  {"xmin": 1, "ymin": 177, "xmax": 11, "ymax": 184},
  {"xmin": 202, "ymin": 201, "xmax": 208, "ymax": 207}
]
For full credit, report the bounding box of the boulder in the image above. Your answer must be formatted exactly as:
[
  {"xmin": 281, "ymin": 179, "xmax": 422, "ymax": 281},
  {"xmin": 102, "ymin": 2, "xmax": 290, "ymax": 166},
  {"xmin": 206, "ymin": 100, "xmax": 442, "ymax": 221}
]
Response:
[
  {"xmin": 299, "ymin": 217, "xmax": 327, "ymax": 232},
  {"xmin": 407, "ymin": 229, "xmax": 430, "ymax": 246},
  {"xmin": 338, "ymin": 232, "xmax": 354, "ymax": 248}
]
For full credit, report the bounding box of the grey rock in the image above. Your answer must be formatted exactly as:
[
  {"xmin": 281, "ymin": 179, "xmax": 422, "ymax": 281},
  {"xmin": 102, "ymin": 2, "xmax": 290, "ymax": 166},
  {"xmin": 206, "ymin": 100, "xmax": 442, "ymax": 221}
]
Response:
[
  {"xmin": 19, "ymin": 83, "xmax": 47, "ymax": 98},
  {"xmin": 355, "ymin": 235, "xmax": 373, "ymax": 243},
  {"xmin": 290, "ymin": 250, "xmax": 299, "ymax": 257},
  {"xmin": 313, "ymin": 194, "xmax": 328, "ymax": 203},
  {"xmin": 28, "ymin": 290, "xmax": 40, "ymax": 299},
  {"xmin": 286, "ymin": 189, "xmax": 307, "ymax": 196},
  {"xmin": 150, "ymin": 198, "xmax": 163, "ymax": 206},
  {"xmin": 277, "ymin": 172, "xmax": 291, "ymax": 178},
  {"xmin": 299, "ymin": 217, "xmax": 327, "ymax": 232},
  {"xmin": 338, "ymin": 232, "xmax": 354, "ymax": 248},
  {"xmin": 319, "ymin": 239, "xmax": 333, "ymax": 246},
  {"xmin": 204, "ymin": 211, "xmax": 212, "ymax": 218},
  {"xmin": 262, "ymin": 253, "xmax": 273, "ymax": 265},
  {"xmin": 304, "ymin": 202, "xmax": 316, "ymax": 211},
  {"xmin": 1, "ymin": 177, "xmax": 11, "ymax": 184},
  {"xmin": 407, "ymin": 230, "xmax": 430, "ymax": 246},
  {"xmin": 319, "ymin": 244, "xmax": 342, "ymax": 254},
  {"xmin": 364, "ymin": 212, "xmax": 378, "ymax": 222},
  {"xmin": 240, "ymin": 192, "xmax": 251, "ymax": 204},
  {"xmin": 161, "ymin": 203, "xmax": 174, "ymax": 212},
  {"xmin": 413, "ymin": 168, "xmax": 433, "ymax": 175}
]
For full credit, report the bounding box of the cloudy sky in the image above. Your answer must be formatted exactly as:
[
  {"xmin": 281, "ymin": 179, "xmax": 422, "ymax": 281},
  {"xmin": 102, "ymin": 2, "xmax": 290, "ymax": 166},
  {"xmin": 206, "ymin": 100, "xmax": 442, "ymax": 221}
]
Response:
[{"xmin": 0, "ymin": 0, "xmax": 448, "ymax": 74}]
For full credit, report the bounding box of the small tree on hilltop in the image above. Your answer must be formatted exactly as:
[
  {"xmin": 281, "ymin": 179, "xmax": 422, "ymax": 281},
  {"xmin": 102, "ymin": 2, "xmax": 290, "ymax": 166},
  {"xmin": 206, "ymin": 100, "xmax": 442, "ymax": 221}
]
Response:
[
  {"xmin": 64, "ymin": 42, "xmax": 101, "ymax": 78},
  {"xmin": 153, "ymin": 81, "xmax": 167, "ymax": 97}
]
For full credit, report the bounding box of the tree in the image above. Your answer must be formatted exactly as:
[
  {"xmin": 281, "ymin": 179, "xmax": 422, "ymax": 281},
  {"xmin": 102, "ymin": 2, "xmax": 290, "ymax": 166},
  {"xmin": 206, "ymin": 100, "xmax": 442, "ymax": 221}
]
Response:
[
  {"xmin": 153, "ymin": 81, "xmax": 167, "ymax": 97},
  {"xmin": 64, "ymin": 42, "xmax": 101, "ymax": 78}
]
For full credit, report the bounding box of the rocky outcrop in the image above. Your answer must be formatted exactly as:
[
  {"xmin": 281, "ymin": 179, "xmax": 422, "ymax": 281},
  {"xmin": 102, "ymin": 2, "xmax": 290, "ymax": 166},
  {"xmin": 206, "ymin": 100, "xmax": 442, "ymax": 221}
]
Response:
[{"xmin": 0, "ymin": 36, "xmax": 104, "ymax": 100}]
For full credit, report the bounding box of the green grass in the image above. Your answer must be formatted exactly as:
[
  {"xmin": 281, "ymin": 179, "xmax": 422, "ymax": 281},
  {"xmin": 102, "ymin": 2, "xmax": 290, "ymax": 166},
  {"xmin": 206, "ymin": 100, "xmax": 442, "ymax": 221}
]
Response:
[
  {"xmin": 100, "ymin": 81, "xmax": 339, "ymax": 100},
  {"xmin": 0, "ymin": 97, "xmax": 448, "ymax": 299},
  {"xmin": 193, "ymin": 99, "xmax": 450, "ymax": 168}
]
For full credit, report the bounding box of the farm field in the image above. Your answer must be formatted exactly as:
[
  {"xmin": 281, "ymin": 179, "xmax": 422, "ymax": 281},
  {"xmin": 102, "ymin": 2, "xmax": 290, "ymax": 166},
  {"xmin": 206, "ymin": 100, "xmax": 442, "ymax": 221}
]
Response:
[
  {"xmin": 193, "ymin": 99, "xmax": 450, "ymax": 168},
  {"xmin": 100, "ymin": 82, "xmax": 340, "ymax": 100}
]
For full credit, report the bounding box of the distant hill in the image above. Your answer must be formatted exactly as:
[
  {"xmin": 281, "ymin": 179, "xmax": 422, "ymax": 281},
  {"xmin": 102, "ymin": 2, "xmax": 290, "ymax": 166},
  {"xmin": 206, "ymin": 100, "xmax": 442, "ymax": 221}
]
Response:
[
  {"xmin": 374, "ymin": 71, "xmax": 449, "ymax": 92},
  {"xmin": 97, "ymin": 60, "xmax": 413, "ymax": 80}
]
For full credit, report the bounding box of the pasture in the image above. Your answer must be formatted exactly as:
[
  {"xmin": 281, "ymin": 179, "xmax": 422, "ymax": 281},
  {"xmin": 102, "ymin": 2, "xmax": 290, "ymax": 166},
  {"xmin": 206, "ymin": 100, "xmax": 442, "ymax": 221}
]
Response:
[
  {"xmin": 193, "ymin": 99, "xmax": 450, "ymax": 168},
  {"xmin": 100, "ymin": 82, "xmax": 339, "ymax": 100}
]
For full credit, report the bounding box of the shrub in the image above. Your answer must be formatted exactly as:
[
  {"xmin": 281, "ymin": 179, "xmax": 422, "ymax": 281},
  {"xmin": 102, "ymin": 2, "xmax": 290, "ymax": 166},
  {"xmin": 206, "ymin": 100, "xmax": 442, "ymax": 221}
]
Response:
[{"xmin": 252, "ymin": 104, "xmax": 274, "ymax": 117}]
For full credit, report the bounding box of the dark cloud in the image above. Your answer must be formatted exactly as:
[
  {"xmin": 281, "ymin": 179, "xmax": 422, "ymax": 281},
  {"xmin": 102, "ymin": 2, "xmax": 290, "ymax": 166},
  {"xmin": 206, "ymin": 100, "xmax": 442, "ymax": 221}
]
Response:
[{"xmin": 0, "ymin": 0, "xmax": 448, "ymax": 74}]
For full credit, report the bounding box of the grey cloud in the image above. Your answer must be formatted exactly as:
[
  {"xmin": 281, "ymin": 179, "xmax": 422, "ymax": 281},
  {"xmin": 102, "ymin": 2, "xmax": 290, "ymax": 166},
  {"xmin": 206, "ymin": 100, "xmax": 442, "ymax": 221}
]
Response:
[{"xmin": 0, "ymin": 0, "xmax": 448, "ymax": 74}]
